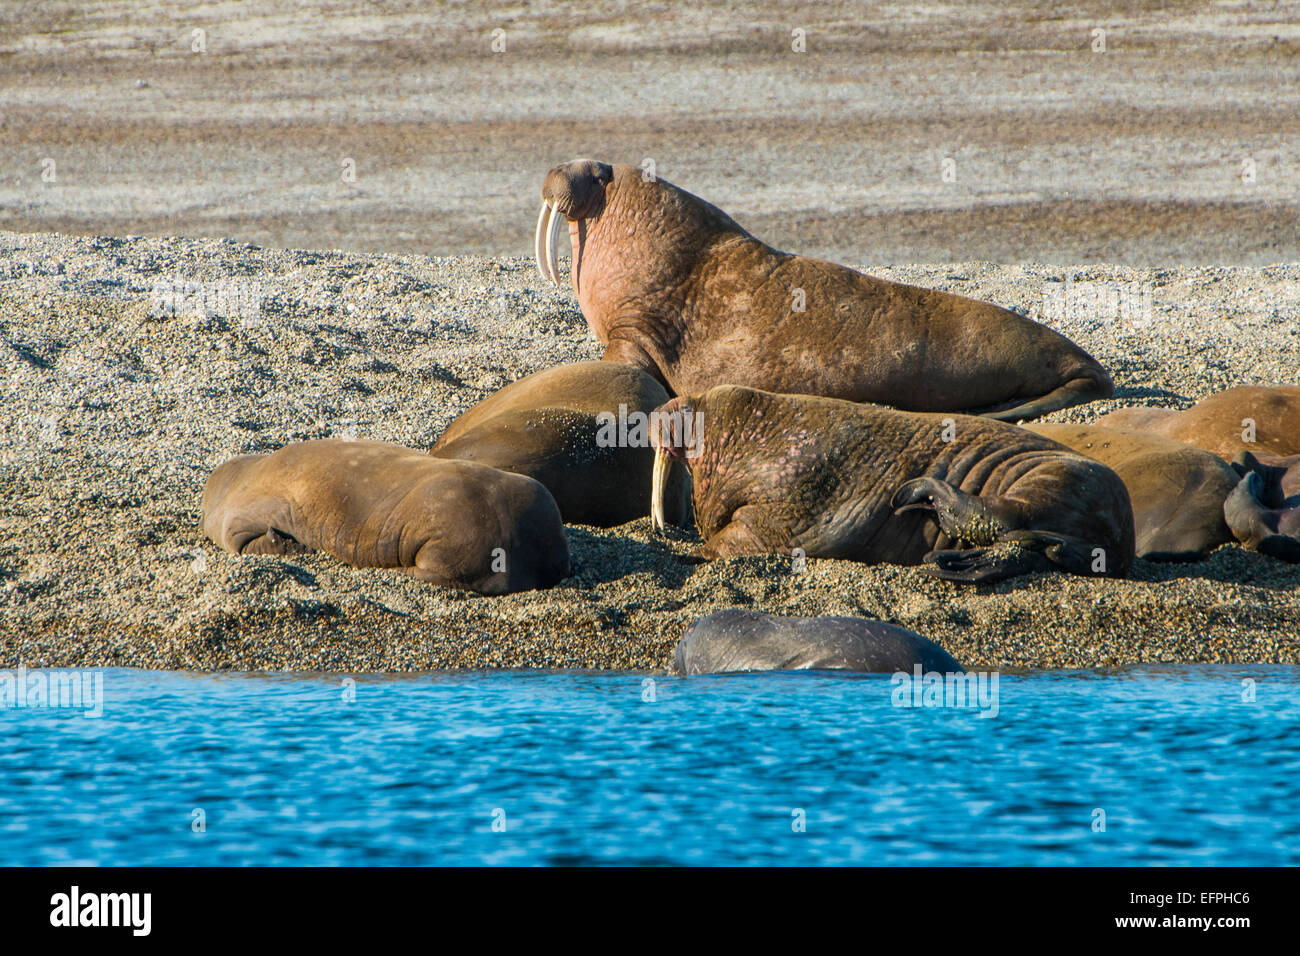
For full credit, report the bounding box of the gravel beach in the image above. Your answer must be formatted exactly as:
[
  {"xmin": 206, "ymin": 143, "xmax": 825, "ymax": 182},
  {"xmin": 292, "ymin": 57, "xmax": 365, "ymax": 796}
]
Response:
[{"xmin": 2, "ymin": 230, "xmax": 1297, "ymax": 672}]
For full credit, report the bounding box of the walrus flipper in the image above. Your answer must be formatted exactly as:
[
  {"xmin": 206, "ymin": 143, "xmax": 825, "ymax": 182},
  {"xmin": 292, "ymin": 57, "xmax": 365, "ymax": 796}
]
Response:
[
  {"xmin": 1223, "ymin": 471, "xmax": 1300, "ymax": 562},
  {"xmin": 923, "ymin": 531, "xmax": 1095, "ymax": 583},
  {"xmin": 892, "ymin": 477, "xmax": 1100, "ymax": 581},
  {"xmin": 979, "ymin": 370, "xmax": 1114, "ymax": 423}
]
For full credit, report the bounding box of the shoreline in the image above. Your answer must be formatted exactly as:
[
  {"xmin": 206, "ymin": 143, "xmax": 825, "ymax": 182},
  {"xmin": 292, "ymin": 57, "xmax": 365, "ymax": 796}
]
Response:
[{"xmin": 2, "ymin": 230, "xmax": 1298, "ymax": 672}]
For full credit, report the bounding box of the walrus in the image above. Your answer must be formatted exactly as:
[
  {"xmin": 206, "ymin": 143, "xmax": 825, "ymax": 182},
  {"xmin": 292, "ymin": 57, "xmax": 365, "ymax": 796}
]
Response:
[
  {"xmin": 536, "ymin": 159, "xmax": 1113, "ymax": 421},
  {"xmin": 1095, "ymin": 386, "xmax": 1300, "ymax": 460},
  {"xmin": 670, "ymin": 609, "xmax": 962, "ymax": 675},
  {"xmin": 429, "ymin": 361, "xmax": 689, "ymax": 527},
  {"xmin": 1025, "ymin": 423, "xmax": 1240, "ymax": 560},
  {"xmin": 202, "ymin": 440, "xmax": 570, "ymax": 594},
  {"xmin": 1224, "ymin": 450, "xmax": 1300, "ymax": 561},
  {"xmin": 650, "ymin": 385, "xmax": 1136, "ymax": 582}
]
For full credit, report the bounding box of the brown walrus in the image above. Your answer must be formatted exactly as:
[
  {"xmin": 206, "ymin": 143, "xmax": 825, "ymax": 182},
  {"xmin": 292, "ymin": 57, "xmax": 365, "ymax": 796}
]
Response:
[
  {"xmin": 649, "ymin": 385, "xmax": 1135, "ymax": 582},
  {"xmin": 1095, "ymin": 386, "xmax": 1300, "ymax": 460},
  {"xmin": 202, "ymin": 440, "xmax": 570, "ymax": 594},
  {"xmin": 1025, "ymin": 423, "xmax": 1240, "ymax": 560},
  {"xmin": 536, "ymin": 159, "xmax": 1113, "ymax": 421},
  {"xmin": 430, "ymin": 361, "xmax": 689, "ymax": 527}
]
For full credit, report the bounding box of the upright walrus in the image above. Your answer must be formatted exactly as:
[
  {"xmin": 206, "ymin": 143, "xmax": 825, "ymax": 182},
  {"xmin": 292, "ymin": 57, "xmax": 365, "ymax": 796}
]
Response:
[
  {"xmin": 536, "ymin": 159, "xmax": 1113, "ymax": 421},
  {"xmin": 1095, "ymin": 386, "xmax": 1300, "ymax": 460},
  {"xmin": 650, "ymin": 385, "xmax": 1135, "ymax": 582},
  {"xmin": 430, "ymin": 361, "xmax": 689, "ymax": 527},
  {"xmin": 671, "ymin": 609, "xmax": 963, "ymax": 675},
  {"xmin": 202, "ymin": 440, "xmax": 570, "ymax": 594}
]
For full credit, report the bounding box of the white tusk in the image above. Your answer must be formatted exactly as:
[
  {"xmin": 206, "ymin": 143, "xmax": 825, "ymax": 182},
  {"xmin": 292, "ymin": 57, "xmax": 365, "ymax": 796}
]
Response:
[
  {"xmin": 651, "ymin": 450, "xmax": 668, "ymax": 531},
  {"xmin": 545, "ymin": 202, "xmax": 564, "ymax": 288},
  {"xmin": 534, "ymin": 201, "xmax": 552, "ymax": 281}
]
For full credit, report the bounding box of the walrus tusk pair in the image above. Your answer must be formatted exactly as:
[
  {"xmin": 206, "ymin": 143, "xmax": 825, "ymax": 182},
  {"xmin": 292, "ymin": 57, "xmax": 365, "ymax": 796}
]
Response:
[{"xmin": 534, "ymin": 201, "xmax": 565, "ymax": 287}]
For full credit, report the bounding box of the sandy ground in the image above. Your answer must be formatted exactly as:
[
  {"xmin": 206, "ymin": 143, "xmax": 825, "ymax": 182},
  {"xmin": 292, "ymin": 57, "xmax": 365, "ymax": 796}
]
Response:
[
  {"xmin": 2, "ymin": 229, "xmax": 1298, "ymax": 672},
  {"xmin": 2, "ymin": 1, "xmax": 1300, "ymax": 264}
]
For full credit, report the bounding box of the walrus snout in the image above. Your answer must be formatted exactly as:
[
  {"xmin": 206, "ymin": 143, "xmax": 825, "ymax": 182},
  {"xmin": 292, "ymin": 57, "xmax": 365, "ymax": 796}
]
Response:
[
  {"xmin": 541, "ymin": 159, "xmax": 613, "ymax": 218},
  {"xmin": 536, "ymin": 160, "xmax": 615, "ymax": 286},
  {"xmin": 650, "ymin": 396, "xmax": 699, "ymax": 531}
]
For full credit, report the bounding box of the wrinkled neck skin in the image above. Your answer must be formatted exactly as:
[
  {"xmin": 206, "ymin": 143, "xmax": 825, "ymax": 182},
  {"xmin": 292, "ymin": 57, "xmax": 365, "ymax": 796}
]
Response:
[{"xmin": 572, "ymin": 166, "xmax": 751, "ymax": 387}]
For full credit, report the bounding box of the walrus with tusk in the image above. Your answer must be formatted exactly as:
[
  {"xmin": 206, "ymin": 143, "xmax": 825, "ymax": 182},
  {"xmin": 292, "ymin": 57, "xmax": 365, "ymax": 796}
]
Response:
[
  {"xmin": 536, "ymin": 159, "xmax": 1114, "ymax": 422},
  {"xmin": 202, "ymin": 440, "xmax": 570, "ymax": 595},
  {"xmin": 430, "ymin": 361, "xmax": 690, "ymax": 528},
  {"xmin": 1095, "ymin": 385, "xmax": 1300, "ymax": 461},
  {"xmin": 649, "ymin": 385, "xmax": 1136, "ymax": 583}
]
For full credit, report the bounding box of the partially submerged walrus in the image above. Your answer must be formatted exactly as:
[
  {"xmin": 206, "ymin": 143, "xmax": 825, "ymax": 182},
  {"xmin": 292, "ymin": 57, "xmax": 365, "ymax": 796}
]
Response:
[
  {"xmin": 537, "ymin": 159, "xmax": 1113, "ymax": 421},
  {"xmin": 650, "ymin": 386, "xmax": 1135, "ymax": 582},
  {"xmin": 671, "ymin": 609, "xmax": 962, "ymax": 675},
  {"xmin": 430, "ymin": 361, "xmax": 689, "ymax": 527},
  {"xmin": 202, "ymin": 440, "xmax": 570, "ymax": 594},
  {"xmin": 1096, "ymin": 386, "xmax": 1300, "ymax": 460}
]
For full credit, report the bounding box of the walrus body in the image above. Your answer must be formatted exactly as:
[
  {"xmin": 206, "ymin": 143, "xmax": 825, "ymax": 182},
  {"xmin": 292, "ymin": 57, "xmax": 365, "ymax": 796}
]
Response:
[
  {"xmin": 651, "ymin": 386, "xmax": 1135, "ymax": 583},
  {"xmin": 1025, "ymin": 423, "xmax": 1239, "ymax": 560},
  {"xmin": 1224, "ymin": 451, "xmax": 1300, "ymax": 561},
  {"xmin": 671, "ymin": 609, "xmax": 962, "ymax": 675},
  {"xmin": 1096, "ymin": 386, "xmax": 1300, "ymax": 460},
  {"xmin": 430, "ymin": 361, "xmax": 689, "ymax": 527},
  {"xmin": 537, "ymin": 160, "xmax": 1113, "ymax": 421},
  {"xmin": 202, "ymin": 440, "xmax": 570, "ymax": 594}
]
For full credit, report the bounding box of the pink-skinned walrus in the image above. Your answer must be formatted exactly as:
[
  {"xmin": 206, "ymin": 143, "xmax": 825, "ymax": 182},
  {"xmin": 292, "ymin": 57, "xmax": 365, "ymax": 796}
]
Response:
[{"xmin": 535, "ymin": 159, "xmax": 1114, "ymax": 421}]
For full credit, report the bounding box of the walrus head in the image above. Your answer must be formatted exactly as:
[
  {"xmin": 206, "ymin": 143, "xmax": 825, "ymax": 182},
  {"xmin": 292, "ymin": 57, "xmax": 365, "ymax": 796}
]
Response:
[
  {"xmin": 535, "ymin": 159, "xmax": 614, "ymax": 287},
  {"xmin": 650, "ymin": 395, "xmax": 702, "ymax": 530}
]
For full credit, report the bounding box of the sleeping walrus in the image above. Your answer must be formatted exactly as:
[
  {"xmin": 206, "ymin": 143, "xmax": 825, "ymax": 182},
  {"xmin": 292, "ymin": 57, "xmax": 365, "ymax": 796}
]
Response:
[
  {"xmin": 649, "ymin": 386, "xmax": 1135, "ymax": 583},
  {"xmin": 1025, "ymin": 423, "xmax": 1241, "ymax": 561},
  {"xmin": 536, "ymin": 159, "xmax": 1113, "ymax": 421},
  {"xmin": 202, "ymin": 440, "xmax": 570, "ymax": 594},
  {"xmin": 1095, "ymin": 386, "xmax": 1300, "ymax": 460},
  {"xmin": 430, "ymin": 361, "xmax": 689, "ymax": 527}
]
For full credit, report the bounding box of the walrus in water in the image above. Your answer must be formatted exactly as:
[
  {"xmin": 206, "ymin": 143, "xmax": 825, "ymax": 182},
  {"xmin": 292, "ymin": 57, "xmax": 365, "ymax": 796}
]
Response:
[
  {"xmin": 671, "ymin": 609, "xmax": 962, "ymax": 675},
  {"xmin": 202, "ymin": 440, "xmax": 570, "ymax": 594},
  {"xmin": 1095, "ymin": 386, "xmax": 1300, "ymax": 460},
  {"xmin": 430, "ymin": 361, "xmax": 689, "ymax": 527},
  {"xmin": 536, "ymin": 159, "xmax": 1113, "ymax": 421},
  {"xmin": 1025, "ymin": 423, "xmax": 1240, "ymax": 561},
  {"xmin": 650, "ymin": 386, "xmax": 1135, "ymax": 582}
]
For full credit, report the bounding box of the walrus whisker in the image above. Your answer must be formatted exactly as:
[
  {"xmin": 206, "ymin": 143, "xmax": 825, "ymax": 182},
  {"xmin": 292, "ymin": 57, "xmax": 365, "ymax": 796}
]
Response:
[
  {"xmin": 534, "ymin": 201, "xmax": 552, "ymax": 281},
  {"xmin": 545, "ymin": 202, "xmax": 564, "ymax": 287}
]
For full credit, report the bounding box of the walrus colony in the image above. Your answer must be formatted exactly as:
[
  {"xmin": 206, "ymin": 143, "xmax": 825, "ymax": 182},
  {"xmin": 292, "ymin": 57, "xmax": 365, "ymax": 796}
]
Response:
[{"xmin": 200, "ymin": 160, "xmax": 1300, "ymax": 673}]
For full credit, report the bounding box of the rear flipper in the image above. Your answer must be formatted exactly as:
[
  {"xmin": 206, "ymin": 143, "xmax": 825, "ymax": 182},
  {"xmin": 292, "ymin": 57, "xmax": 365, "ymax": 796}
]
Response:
[
  {"xmin": 924, "ymin": 530, "xmax": 1099, "ymax": 583},
  {"xmin": 892, "ymin": 477, "xmax": 1108, "ymax": 581},
  {"xmin": 1224, "ymin": 471, "xmax": 1300, "ymax": 562},
  {"xmin": 978, "ymin": 369, "xmax": 1114, "ymax": 423}
]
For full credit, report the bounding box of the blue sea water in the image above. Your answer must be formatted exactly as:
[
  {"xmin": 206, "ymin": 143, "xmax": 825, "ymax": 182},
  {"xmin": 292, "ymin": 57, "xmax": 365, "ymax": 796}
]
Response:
[{"xmin": 1, "ymin": 665, "xmax": 1297, "ymax": 866}]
